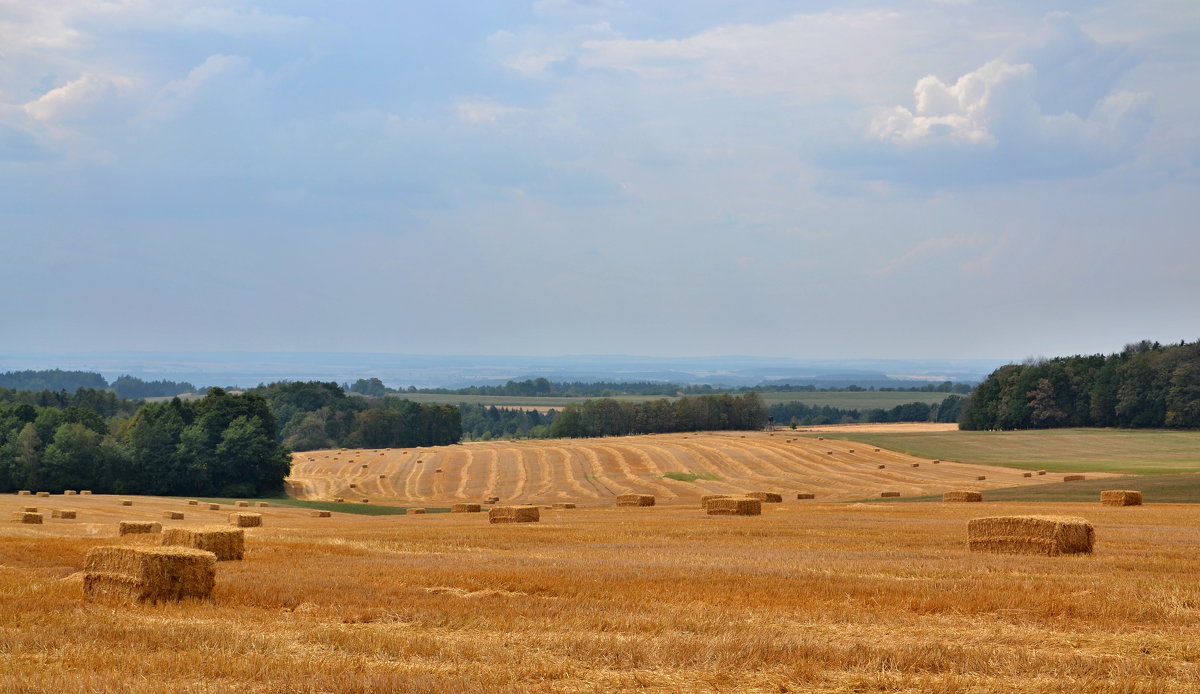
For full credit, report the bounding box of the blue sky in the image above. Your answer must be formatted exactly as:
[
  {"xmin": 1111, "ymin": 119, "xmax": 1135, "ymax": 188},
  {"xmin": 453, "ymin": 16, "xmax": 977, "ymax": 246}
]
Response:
[{"xmin": 2, "ymin": 0, "xmax": 1197, "ymax": 360}]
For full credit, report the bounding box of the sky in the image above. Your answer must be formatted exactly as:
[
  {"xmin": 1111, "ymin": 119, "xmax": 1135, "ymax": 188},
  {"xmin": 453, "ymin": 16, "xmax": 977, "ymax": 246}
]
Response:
[{"xmin": 1, "ymin": 0, "xmax": 1197, "ymax": 361}]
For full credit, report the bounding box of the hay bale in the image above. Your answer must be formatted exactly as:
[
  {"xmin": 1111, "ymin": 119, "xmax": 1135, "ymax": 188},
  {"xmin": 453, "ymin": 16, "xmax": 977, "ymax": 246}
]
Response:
[
  {"xmin": 1100, "ymin": 490, "xmax": 1143, "ymax": 507},
  {"xmin": 874, "ymin": 448, "xmax": 881, "ymax": 452},
  {"xmin": 52, "ymin": 509, "xmax": 77, "ymax": 519},
  {"xmin": 943, "ymin": 491, "xmax": 983, "ymax": 503},
  {"xmin": 310, "ymin": 510, "xmax": 331, "ymax": 518},
  {"xmin": 333, "ymin": 497, "xmax": 345, "ymax": 503},
  {"xmin": 36, "ymin": 491, "xmax": 49, "ymax": 497},
  {"xmin": 163, "ymin": 511, "xmax": 184, "ymax": 520},
  {"xmin": 877, "ymin": 464, "xmax": 886, "ymax": 469},
  {"xmin": 451, "ymin": 503, "xmax": 482, "ymax": 513},
  {"xmin": 360, "ymin": 498, "xmax": 370, "ymax": 503},
  {"xmin": 378, "ymin": 474, "xmax": 386, "ymax": 479},
  {"xmin": 236, "ymin": 501, "xmax": 250, "ymax": 507},
  {"xmin": 487, "ymin": 497, "xmax": 500, "ymax": 503},
  {"xmin": 701, "ymin": 494, "xmax": 732, "ymax": 509},
  {"xmin": 361, "ymin": 464, "xmax": 368, "ymax": 469},
  {"xmin": 1023, "ymin": 472, "xmax": 1033, "ymax": 478},
  {"xmin": 207, "ymin": 503, "xmax": 220, "ymax": 511},
  {"xmin": 348, "ymin": 484, "xmax": 356, "ymax": 488},
  {"xmin": 881, "ymin": 492, "xmax": 900, "ymax": 498},
  {"xmin": 1064, "ymin": 475, "xmax": 1086, "ymax": 482},
  {"xmin": 795, "ymin": 493, "xmax": 815, "ymax": 500},
  {"xmin": 256, "ymin": 502, "xmax": 269, "ymax": 508},
  {"xmin": 1036, "ymin": 470, "xmax": 1046, "ymax": 476},
  {"xmin": 11, "ymin": 512, "xmax": 42, "ymax": 524},
  {"xmin": 407, "ymin": 508, "xmax": 427, "ymax": 515},
  {"xmin": 119, "ymin": 521, "xmax": 161, "ymax": 535},
  {"xmin": 553, "ymin": 502, "xmax": 576, "ymax": 509},
  {"xmin": 848, "ymin": 449, "xmax": 855, "ymax": 453},
  {"xmin": 747, "ymin": 492, "xmax": 783, "ymax": 503},
  {"xmin": 161, "ymin": 526, "xmax": 244, "ymax": 561},
  {"xmin": 488, "ymin": 505, "xmax": 540, "ymax": 523},
  {"xmin": 187, "ymin": 500, "xmax": 199, "ymax": 505},
  {"xmin": 119, "ymin": 499, "xmax": 133, "ymax": 506},
  {"xmin": 911, "ymin": 463, "xmax": 920, "ymax": 468},
  {"xmin": 933, "ymin": 460, "xmax": 941, "ymax": 464},
  {"xmin": 976, "ymin": 476, "xmax": 987, "ymax": 481},
  {"xmin": 83, "ymin": 545, "xmax": 216, "ymax": 604},
  {"xmin": 21, "ymin": 506, "xmax": 37, "ymax": 513},
  {"xmin": 435, "ymin": 468, "xmax": 443, "ymax": 473},
  {"xmin": 967, "ymin": 515, "xmax": 1094, "ymax": 556},
  {"xmin": 817, "ymin": 437, "xmax": 824, "ymax": 440},
  {"xmin": 17, "ymin": 490, "xmax": 31, "ymax": 496},
  {"xmin": 80, "ymin": 490, "xmax": 91, "ymax": 495},
  {"xmin": 229, "ymin": 512, "xmax": 262, "ymax": 528},
  {"xmin": 706, "ymin": 497, "xmax": 761, "ymax": 516},
  {"xmin": 64, "ymin": 490, "xmax": 77, "ymax": 495},
  {"xmin": 616, "ymin": 494, "xmax": 655, "ymax": 507},
  {"xmin": 826, "ymin": 451, "xmax": 833, "ymax": 455}
]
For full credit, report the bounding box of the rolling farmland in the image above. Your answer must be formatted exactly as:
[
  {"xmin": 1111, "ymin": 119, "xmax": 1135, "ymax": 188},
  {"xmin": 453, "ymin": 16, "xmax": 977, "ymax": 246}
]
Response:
[
  {"xmin": 378, "ymin": 390, "xmax": 953, "ymax": 411},
  {"xmin": 287, "ymin": 430, "xmax": 1084, "ymax": 505}
]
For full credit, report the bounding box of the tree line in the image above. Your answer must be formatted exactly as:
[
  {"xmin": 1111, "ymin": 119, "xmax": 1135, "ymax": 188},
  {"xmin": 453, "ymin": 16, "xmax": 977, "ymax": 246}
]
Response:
[
  {"xmin": 960, "ymin": 340, "xmax": 1200, "ymax": 430},
  {"xmin": 0, "ymin": 388, "xmax": 288, "ymax": 496},
  {"xmin": 768, "ymin": 396, "xmax": 966, "ymax": 427},
  {"xmin": 0, "ymin": 369, "xmax": 196, "ymax": 399}
]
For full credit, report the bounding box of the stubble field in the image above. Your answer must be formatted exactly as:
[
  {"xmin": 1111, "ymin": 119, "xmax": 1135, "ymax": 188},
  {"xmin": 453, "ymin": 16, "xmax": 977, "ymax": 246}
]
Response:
[{"xmin": 3, "ymin": 429, "xmax": 1198, "ymax": 693}]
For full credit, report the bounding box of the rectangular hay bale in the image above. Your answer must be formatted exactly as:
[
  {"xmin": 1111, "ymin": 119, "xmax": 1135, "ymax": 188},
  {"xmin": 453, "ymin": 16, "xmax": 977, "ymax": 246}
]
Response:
[
  {"xmin": 11, "ymin": 512, "xmax": 42, "ymax": 524},
  {"xmin": 451, "ymin": 503, "xmax": 482, "ymax": 513},
  {"xmin": 795, "ymin": 493, "xmax": 815, "ymax": 500},
  {"xmin": 21, "ymin": 506, "xmax": 37, "ymax": 513},
  {"xmin": 17, "ymin": 490, "xmax": 31, "ymax": 495},
  {"xmin": 552, "ymin": 502, "xmax": 576, "ymax": 509},
  {"xmin": 1064, "ymin": 475, "xmax": 1086, "ymax": 482},
  {"xmin": 406, "ymin": 508, "xmax": 426, "ymax": 515},
  {"xmin": 967, "ymin": 515, "xmax": 1094, "ymax": 556},
  {"xmin": 163, "ymin": 511, "xmax": 184, "ymax": 520},
  {"xmin": 256, "ymin": 502, "xmax": 269, "ymax": 507},
  {"xmin": 228, "ymin": 512, "xmax": 262, "ymax": 528},
  {"xmin": 700, "ymin": 494, "xmax": 732, "ymax": 509},
  {"xmin": 881, "ymin": 492, "xmax": 900, "ymax": 498},
  {"xmin": 236, "ymin": 501, "xmax": 250, "ymax": 507},
  {"xmin": 207, "ymin": 503, "xmax": 220, "ymax": 511},
  {"xmin": 747, "ymin": 492, "xmax": 783, "ymax": 503},
  {"xmin": 119, "ymin": 499, "xmax": 133, "ymax": 506},
  {"xmin": 310, "ymin": 510, "xmax": 331, "ymax": 518},
  {"xmin": 37, "ymin": 491, "xmax": 49, "ymax": 497},
  {"xmin": 161, "ymin": 526, "xmax": 245, "ymax": 561},
  {"xmin": 119, "ymin": 521, "xmax": 161, "ymax": 535},
  {"xmin": 1100, "ymin": 490, "xmax": 1143, "ymax": 507},
  {"xmin": 488, "ymin": 505, "xmax": 540, "ymax": 523},
  {"xmin": 84, "ymin": 545, "xmax": 216, "ymax": 604},
  {"xmin": 64, "ymin": 490, "xmax": 76, "ymax": 495},
  {"xmin": 187, "ymin": 500, "xmax": 199, "ymax": 505},
  {"xmin": 616, "ymin": 494, "xmax": 655, "ymax": 507},
  {"xmin": 52, "ymin": 509, "xmax": 76, "ymax": 519},
  {"xmin": 80, "ymin": 490, "xmax": 92, "ymax": 495},
  {"xmin": 706, "ymin": 497, "xmax": 761, "ymax": 516},
  {"xmin": 943, "ymin": 491, "xmax": 983, "ymax": 503}
]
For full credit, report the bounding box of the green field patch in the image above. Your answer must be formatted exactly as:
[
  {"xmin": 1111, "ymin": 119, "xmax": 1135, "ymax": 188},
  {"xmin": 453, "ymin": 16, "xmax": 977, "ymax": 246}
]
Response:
[
  {"xmin": 867, "ymin": 473, "xmax": 1200, "ymax": 504},
  {"xmin": 194, "ymin": 496, "xmax": 446, "ymax": 515},
  {"xmin": 662, "ymin": 471, "xmax": 722, "ymax": 482},
  {"xmin": 806, "ymin": 428, "xmax": 1200, "ymax": 475}
]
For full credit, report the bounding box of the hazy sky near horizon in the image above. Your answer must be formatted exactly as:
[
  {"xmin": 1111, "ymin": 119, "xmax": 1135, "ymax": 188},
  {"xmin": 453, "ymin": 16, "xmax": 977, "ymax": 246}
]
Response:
[{"xmin": 2, "ymin": 1, "xmax": 1197, "ymax": 361}]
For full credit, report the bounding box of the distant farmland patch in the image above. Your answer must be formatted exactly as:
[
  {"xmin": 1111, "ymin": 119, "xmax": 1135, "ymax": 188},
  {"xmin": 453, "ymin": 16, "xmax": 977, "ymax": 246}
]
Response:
[
  {"xmin": 387, "ymin": 390, "xmax": 953, "ymax": 411},
  {"xmin": 807, "ymin": 428, "xmax": 1200, "ymax": 475}
]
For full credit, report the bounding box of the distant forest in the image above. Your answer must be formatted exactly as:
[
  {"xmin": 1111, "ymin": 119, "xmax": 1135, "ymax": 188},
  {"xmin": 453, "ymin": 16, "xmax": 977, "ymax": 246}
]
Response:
[
  {"xmin": 353, "ymin": 376, "xmax": 973, "ymax": 398},
  {"xmin": 0, "ymin": 369, "xmax": 196, "ymax": 399},
  {"xmin": 961, "ymin": 340, "xmax": 1200, "ymax": 430}
]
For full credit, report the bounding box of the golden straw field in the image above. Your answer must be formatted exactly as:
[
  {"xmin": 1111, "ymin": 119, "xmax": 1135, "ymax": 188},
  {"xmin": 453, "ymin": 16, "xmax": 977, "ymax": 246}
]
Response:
[
  {"xmin": 3, "ymin": 431, "xmax": 1199, "ymax": 693},
  {"xmin": 286, "ymin": 430, "xmax": 1080, "ymax": 505}
]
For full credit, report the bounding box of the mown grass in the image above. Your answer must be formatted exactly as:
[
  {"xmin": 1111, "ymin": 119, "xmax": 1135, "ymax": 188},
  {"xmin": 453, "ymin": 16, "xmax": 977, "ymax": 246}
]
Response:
[
  {"xmin": 809, "ymin": 428, "xmax": 1200, "ymax": 475},
  {"xmin": 661, "ymin": 471, "xmax": 722, "ymax": 482},
  {"xmin": 873, "ymin": 473, "xmax": 1200, "ymax": 504}
]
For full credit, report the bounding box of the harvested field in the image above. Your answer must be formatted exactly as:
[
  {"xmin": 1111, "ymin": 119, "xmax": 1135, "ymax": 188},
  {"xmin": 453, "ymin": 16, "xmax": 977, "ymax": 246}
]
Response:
[
  {"xmin": 5, "ymin": 494, "xmax": 1199, "ymax": 692},
  {"xmin": 287, "ymin": 431, "xmax": 1057, "ymax": 506}
]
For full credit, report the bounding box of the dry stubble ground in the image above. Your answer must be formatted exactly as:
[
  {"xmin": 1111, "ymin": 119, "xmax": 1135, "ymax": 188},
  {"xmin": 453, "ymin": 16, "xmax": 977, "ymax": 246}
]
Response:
[{"xmin": 3, "ymin": 487, "xmax": 1200, "ymax": 693}]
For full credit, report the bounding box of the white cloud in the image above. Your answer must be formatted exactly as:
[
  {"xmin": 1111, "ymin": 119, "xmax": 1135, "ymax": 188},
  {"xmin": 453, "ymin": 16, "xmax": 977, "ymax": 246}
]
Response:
[
  {"xmin": 140, "ymin": 54, "xmax": 252, "ymax": 122},
  {"xmin": 24, "ymin": 73, "xmax": 140, "ymax": 123},
  {"xmin": 455, "ymin": 99, "xmax": 528, "ymax": 125}
]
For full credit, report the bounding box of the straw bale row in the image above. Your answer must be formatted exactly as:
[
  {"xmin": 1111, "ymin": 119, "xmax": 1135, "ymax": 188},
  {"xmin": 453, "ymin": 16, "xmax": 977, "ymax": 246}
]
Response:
[
  {"xmin": 706, "ymin": 498, "xmax": 761, "ymax": 516},
  {"xmin": 84, "ymin": 546, "xmax": 215, "ymax": 604},
  {"xmin": 161, "ymin": 526, "xmax": 244, "ymax": 561},
  {"xmin": 489, "ymin": 505, "xmax": 539, "ymax": 523},
  {"xmin": 1100, "ymin": 490, "xmax": 1142, "ymax": 507},
  {"xmin": 967, "ymin": 515, "xmax": 1093, "ymax": 556},
  {"xmin": 616, "ymin": 494, "xmax": 655, "ymax": 507}
]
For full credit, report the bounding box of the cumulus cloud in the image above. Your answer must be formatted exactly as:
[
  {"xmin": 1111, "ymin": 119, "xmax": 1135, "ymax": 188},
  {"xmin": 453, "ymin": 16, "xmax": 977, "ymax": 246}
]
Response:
[
  {"xmin": 24, "ymin": 73, "xmax": 140, "ymax": 123},
  {"xmin": 848, "ymin": 14, "xmax": 1153, "ymax": 184},
  {"xmin": 140, "ymin": 55, "xmax": 252, "ymax": 122}
]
